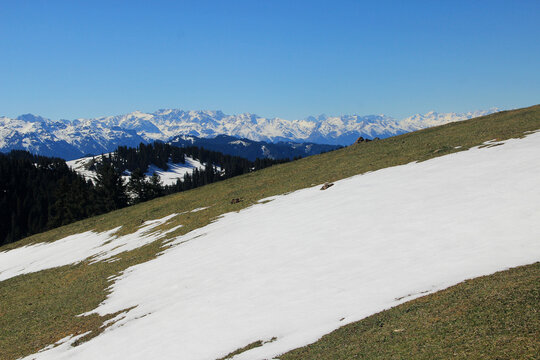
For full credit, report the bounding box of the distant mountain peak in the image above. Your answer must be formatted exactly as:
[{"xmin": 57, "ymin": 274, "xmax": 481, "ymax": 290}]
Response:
[{"xmin": 16, "ymin": 114, "xmax": 50, "ymax": 123}]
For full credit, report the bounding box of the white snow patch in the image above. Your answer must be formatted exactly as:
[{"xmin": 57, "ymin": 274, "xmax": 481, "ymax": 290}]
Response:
[
  {"xmin": 229, "ymin": 139, "xmax": 251, "ymax": 146},
  {"xmin": 31, "ymin": 332, "xmax": 91, "ymax": 356},
  {"xmin": 66, "ymin": 155, "xmax": 102, "ymax": 183},
  {"xmin": 67, "ymin": 155, "xmax": 206, "ymax": 186},
  {"xmin": 18, "ymin": 131, "xmax": 540, "ymax": 360},
  {"xmin": 101, "ymin": 312, "xmax": 129, "ymax": 328},
  {"xmin": 145, "ymin": 157, "xmax": 205, "ymax": 186},
  {"xmin": 0, "ymin": 214, "xmax": 178, "ymax": 281}
]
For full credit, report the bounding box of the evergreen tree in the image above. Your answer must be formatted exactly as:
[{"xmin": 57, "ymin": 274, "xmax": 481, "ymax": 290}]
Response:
[
  {"xmin": 95, "ymin": 161, "xmax": 127, "ymax": 212},
  {"xmin": 0, "ymin": 151, "xmax": 100, "ymax": 245},
  {"xmin": 148, "ymin": 172, "xmax": 163, "ymax": 199},
  {"xmin": 127, "ymin": 168, "xmax": 149, "ymax": 204},
  {"xmin": 0, "ymin": 142, "xmax": 301, "ymax": 245}
]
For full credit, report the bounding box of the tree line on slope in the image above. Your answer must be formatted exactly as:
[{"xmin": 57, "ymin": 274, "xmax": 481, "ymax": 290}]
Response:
[
  {"xmin": 0, "ymin": 143, "xmax": 291, "ymax": 245},
  {"xmin": 0, "ymin": 151, "xmax": 100, "ymax": 245},
  {"xmin": 102, "ymin": 142, "xmax": 289, "ymax": 176}
]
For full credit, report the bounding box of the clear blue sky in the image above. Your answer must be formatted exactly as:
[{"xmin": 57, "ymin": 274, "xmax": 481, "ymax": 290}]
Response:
[{"xmin": 1, "ymin": 0, "xmax": 539, "ymax": 120}]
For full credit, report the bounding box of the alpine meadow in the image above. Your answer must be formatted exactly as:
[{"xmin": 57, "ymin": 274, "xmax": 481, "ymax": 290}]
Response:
[
  {"xmin": 0, "ymin": 105, "xmax": 539, "ymax": 359},
  {"xmin": 1, "ymin": 1, "xmax": 539, "ymax": 359}
]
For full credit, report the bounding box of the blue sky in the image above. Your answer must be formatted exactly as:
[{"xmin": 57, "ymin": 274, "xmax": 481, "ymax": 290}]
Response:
[{"xmin": 1, "ymin": 0, "xmax": 539, "ymax": 120}]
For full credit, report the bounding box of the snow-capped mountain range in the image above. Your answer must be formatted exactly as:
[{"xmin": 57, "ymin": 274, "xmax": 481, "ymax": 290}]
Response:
[{"xmin": 0, "ymin": 108, "xmax": 498, "ymax": 160}]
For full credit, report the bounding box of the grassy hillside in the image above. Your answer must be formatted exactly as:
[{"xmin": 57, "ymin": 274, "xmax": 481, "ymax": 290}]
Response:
[
  {"xmin": 0, "ymin": 104, "xmax": 539, "ymax": 359},
  {"xmin": 280, "ymin": 262, "xmax": 539, "ymax": 360}
]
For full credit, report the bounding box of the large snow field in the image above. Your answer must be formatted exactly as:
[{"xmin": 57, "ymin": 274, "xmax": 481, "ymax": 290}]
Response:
[
  {"xmin": 9, "ymin": 131, "xmax": 540, "ymax": 360},
  {"xmin": 0, "ymin": 214, "xmax": 179, "ymax": 282}
]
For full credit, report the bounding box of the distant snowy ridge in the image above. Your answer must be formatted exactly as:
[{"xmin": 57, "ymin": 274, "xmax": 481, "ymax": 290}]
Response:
[
  {"xmin": 398, "ymin": 110, "xmax": 499, "ymax": 130},
  {"xmin": 0, "ymin": 114, "xmax": 145, "ymax": 160},
  {"xmin": 0, "ymin": 108, "xmax": 498, "ymax": 159},
  {"xmin": 96, "ymin": 108, "xmax": 498, "ymax": 144}
]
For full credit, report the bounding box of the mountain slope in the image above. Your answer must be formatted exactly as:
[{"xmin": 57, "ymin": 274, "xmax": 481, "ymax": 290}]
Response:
[
  {"xmin": 7, "ymin": 129, "xmax": 540, "ymax": 360},
  {"xmin": 168, "ymin": 134, "xmax": 340, "ymax": 161},
  {"xmin": 0, "ymin": 105, "xmax": 538, "ymax": 360},
  {"xmin": 0, "ymin": 115, "xmax": 146, "ymax": 159},
  {"xmin": 66, "ymin": 154, "xmax": 207, "ymax": 186},
  {"xmin": 0, "ymin": 108, "xmax": 496, "ymax": 159},
  {"xmin": 280, "ymin": 262, "xmax": 539, "ymax": 360}
]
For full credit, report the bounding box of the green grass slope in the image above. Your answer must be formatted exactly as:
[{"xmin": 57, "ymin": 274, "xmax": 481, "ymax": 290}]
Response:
[
  {"xmin": 0, "ymin": 104, "xmax": 539, "ymax": 359},
  {"xmin": 280, "ymin": 262, "xmax": 539, "ymax": 360}
]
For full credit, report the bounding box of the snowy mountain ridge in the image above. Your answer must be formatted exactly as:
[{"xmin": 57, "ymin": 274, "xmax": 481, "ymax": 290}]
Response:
[
  {"xmin": 97, "ymin": 108, "xmax": 498, "ymax": 143},
  {"xmin": 0, "ymin": 108, "xmax": 498, "ymax": 159}
]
